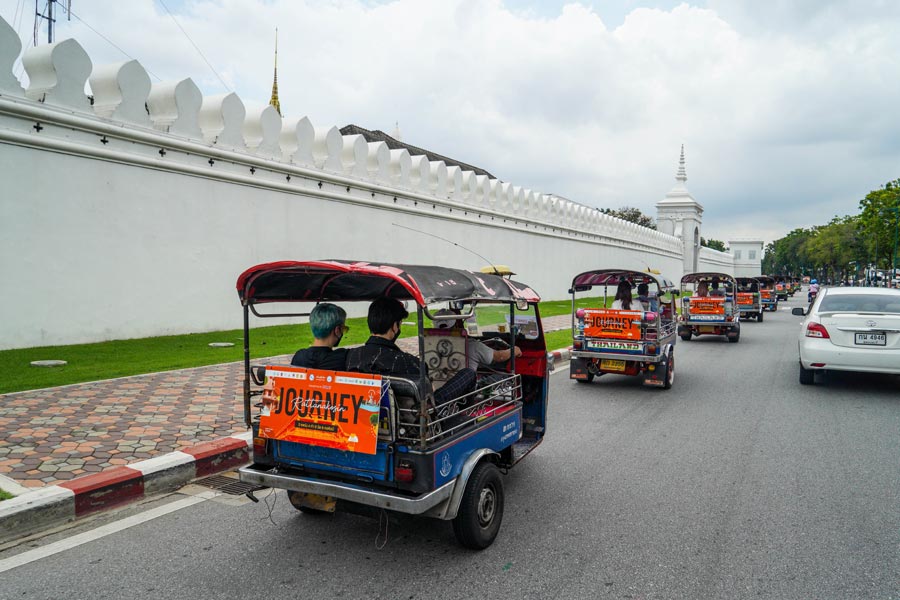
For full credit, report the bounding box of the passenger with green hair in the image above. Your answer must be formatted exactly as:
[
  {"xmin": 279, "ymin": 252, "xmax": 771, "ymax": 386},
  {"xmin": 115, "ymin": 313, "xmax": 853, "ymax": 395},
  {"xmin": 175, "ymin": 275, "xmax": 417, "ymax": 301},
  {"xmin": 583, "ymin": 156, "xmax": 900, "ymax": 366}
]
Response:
[{"xmin": 290, "ymin": 302, "xmax": 349, "ymax": 370}]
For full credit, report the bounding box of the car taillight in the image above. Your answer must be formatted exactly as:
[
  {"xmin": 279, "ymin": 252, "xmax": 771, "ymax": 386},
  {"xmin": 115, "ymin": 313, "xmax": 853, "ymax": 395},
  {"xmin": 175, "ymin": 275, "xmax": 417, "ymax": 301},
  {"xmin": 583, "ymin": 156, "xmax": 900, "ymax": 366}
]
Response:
[
  {"xmin": 805, "ymin": 322, "xmax": 830, "ymax": 339},
  {"xmin": 396, "ymin": 461, "xmax": 415, "ymax": 483}
]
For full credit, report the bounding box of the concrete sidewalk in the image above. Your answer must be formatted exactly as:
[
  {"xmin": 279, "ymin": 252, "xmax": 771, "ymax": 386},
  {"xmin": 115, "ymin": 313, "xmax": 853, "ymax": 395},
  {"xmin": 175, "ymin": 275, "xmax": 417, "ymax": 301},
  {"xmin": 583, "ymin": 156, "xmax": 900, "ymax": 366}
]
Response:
[{"xmin": 0, "ymin": 314, "xmax": 572, "ymax": 541}]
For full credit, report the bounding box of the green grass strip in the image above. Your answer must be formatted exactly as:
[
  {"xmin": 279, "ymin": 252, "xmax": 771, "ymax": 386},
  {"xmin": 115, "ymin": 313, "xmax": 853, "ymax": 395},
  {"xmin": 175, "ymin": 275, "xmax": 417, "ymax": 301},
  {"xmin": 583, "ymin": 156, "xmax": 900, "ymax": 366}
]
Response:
[{"xmin": 0, "ymin": 297, "xmax": 602, "ymax": 394}]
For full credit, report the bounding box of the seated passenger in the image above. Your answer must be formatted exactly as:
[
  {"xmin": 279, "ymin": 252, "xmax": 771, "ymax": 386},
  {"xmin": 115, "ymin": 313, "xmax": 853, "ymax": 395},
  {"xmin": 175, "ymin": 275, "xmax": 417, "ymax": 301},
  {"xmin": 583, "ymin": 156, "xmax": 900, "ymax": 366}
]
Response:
[
  {"xmin": 432, "ymin": 309, "xmax": 523, "ymax": 370},
  {"xmin": 695, "ymin": 281, "xmax": 709, "ymax": 297},
  {"xmin": 261, "ymin": 302, "xmax": 348, "ymax": 409},
  {"xmin": 636, "ymin": 283, "xmax": 659, "ymax": 312},
  {"xmin": 346, "ymin": 298, "xmax": 476, "ymax": 404},
  {"xmin": 610, "ymin": 280, "xmax": 637, "ymax": 310},
  {"xmin": 291, "ymin": 302, "xmax": 349, "ymax": 370}
]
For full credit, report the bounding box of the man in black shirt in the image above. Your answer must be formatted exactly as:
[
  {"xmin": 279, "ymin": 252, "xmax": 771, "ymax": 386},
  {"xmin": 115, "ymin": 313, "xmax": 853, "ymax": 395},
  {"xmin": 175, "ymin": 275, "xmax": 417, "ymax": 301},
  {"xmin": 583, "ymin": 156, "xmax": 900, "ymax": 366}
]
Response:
[
  {"xmin": 347, "ymin": 297, "xmax": 475, "ymax": 404},
  {"xmin": 290, "ymin": 302, "xmax": 349, "ymax": 370}
]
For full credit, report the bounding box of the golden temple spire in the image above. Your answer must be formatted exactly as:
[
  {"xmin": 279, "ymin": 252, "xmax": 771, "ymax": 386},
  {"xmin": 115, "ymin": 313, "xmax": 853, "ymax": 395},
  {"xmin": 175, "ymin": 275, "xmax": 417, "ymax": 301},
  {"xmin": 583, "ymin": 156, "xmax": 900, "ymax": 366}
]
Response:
[{"xmin": 269, "ymin": 27, "xmax": 281, "ymax": 116}]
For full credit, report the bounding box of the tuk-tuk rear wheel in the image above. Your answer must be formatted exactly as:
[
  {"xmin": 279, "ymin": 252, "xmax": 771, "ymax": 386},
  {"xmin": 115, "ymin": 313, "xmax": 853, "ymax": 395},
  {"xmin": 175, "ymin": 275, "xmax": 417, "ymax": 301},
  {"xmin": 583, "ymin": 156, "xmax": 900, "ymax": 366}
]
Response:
[
  {"xmin": 452, "ymin": 461, "xmax": 504, "ymax": 550},
  {"xmin": 663, "ymin": 351, "xmax": 675, "ymax": 389},
  {"xmin": 757, "ymin": 312, "xmax": 764, "ymax": 322}
]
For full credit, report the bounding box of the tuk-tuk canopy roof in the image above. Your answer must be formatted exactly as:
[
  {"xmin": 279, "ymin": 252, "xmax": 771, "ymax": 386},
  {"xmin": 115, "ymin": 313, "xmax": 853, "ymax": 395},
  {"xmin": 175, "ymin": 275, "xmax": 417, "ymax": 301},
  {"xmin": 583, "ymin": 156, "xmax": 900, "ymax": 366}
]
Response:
[
  {"xmin": 736, "ymin": 277, "xmax": 762, "ymax": 284},
  {"xmin": 680, "ymin": 272, "xmax": 738, "ymax": 285},
  {"xmin": 756, "ymin": 275, "xmax": 776, "ymax": 284},
  {"xmin": 571, "ymin": 269, "xmax": 676, "ymax": 291},
  {"xmin": 236, "ymin": 260, "xmax": 541, "ymax": 306}
]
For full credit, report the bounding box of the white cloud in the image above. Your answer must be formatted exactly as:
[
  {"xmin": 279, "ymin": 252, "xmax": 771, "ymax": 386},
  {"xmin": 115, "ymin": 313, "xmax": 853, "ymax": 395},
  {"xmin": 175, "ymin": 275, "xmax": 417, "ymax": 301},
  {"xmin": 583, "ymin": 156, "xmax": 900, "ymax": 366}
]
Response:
[{"xmin": 2, "ymin": 0, "xmax": 898, "ymax": 245}]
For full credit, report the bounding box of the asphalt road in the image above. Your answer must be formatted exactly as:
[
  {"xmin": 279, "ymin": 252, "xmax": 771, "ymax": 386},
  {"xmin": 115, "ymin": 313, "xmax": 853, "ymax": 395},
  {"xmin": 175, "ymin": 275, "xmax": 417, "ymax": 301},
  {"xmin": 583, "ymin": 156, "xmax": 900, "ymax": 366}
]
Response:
[{"xmin": 2, "ymin": 293, "xmax": 898, "ymax": 600}]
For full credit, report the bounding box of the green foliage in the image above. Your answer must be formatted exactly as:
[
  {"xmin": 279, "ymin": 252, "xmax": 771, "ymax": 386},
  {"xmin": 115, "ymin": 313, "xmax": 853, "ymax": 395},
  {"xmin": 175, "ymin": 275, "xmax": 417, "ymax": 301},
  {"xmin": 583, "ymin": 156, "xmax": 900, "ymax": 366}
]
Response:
[
  {"xmin": 700, "ymin": 237, "xmax": 728, "ymax": 252},
  {"xmin": 0, "ymin": 489, "xmax": 13, "ymax": 501},
  {"xmin": 763, "ymin": 178, "xmax": 899, "ymax": 281},
  {"xmin": 599, "ymin": 206, "xmax": 657, "ymax": 230}
]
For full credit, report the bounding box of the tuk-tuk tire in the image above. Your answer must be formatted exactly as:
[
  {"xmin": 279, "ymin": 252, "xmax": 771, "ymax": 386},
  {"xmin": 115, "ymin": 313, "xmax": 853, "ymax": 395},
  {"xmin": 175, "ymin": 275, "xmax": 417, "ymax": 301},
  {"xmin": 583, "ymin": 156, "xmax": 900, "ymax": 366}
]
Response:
[
  {"xmin": 452, "ymin": 461, "xmax": 504, "ymax": 550},
  {"xmin": 728, "ymin": 330, "xmax": 740, "ymax": 343},
  {"xmin": 680, "ymin": 333, "xmax": 692, "ymax": 342},
  {"xmin": 757, "ymin": 312, "xmax": 764, "ymax": 322},
  {"xmin": 662, "ymin": 350, "xmax": 675, "ymax": 389}
]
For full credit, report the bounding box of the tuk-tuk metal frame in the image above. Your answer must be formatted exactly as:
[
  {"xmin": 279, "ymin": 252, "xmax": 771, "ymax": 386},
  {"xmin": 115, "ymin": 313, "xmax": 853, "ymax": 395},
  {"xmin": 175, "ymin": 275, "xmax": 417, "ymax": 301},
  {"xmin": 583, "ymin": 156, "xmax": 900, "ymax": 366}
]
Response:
[
  {"xmin": 735, "ymin": 277, "xmax": 764, "ymax": 322},
  {"xmin": 678, "ymin": 271, "xmax": 741, "ymax": 342},
  {"xmin": 233, "ymin": 260, "xmax": 549, "ymax": 549},
  {"xmin": 567, "ymin": 268, "xmax": 678, "ymax": 388}
]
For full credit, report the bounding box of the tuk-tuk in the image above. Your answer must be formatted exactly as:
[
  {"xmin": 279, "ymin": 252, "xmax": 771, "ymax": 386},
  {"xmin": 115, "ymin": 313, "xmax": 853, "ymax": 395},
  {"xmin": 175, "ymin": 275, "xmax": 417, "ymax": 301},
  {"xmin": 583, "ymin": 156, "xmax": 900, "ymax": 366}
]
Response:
[
  {"xmin": 790, "ymin": 279, "xmax": 801, "ymax": 295},
  {"xmin": 569, "ymin": 269, "xmax": 678, "ymax": 388},
  {"xmin": 757, "ymin": 275, "xmax": 778, "ymax": 312},
  {"xmin": 236, "ymin": 260, "xmax": 548, "ymax": 549},
  {"xmin": 678, "ymin": 272, "xmax": 741, "ymax": 342},
  {"xmin": 775, "ymin": 278, "xmax": 789, "ymax": 301},
  {"xmin": 736, "ymin": 277, "xmax": 764, "ymax": 322}
]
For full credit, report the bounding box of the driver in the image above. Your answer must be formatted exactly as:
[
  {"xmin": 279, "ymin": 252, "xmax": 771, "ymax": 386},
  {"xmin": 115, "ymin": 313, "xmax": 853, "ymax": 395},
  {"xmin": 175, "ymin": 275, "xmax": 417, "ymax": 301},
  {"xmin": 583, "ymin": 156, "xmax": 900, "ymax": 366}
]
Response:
[
  {"xmin": 347, "ymin": 298, "xmax": 476, "ymax": 404},
  {"xmin": 433, "ymin": 309, "xmax": 522, "ymax": 369}
]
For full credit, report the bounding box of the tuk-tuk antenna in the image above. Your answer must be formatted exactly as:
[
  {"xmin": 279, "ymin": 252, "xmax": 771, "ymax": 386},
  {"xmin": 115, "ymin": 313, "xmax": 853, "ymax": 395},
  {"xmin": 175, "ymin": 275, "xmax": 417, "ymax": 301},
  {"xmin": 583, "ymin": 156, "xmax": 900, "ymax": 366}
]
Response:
[{"xmin": 392, "ymin": 223, "xmax": 500, "ymax": 274}]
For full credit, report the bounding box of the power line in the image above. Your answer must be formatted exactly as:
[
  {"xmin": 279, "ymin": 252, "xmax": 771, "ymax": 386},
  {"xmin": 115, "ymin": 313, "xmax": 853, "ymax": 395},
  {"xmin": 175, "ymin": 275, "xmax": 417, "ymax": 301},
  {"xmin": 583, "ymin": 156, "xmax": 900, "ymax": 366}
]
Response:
[
  {"xmin": 60, "ymin": 5, "xmax": 163, "ymax": 81},
  {"xmin": 156, "ymin": 0, "xmax": 232, "ymax": 92}
]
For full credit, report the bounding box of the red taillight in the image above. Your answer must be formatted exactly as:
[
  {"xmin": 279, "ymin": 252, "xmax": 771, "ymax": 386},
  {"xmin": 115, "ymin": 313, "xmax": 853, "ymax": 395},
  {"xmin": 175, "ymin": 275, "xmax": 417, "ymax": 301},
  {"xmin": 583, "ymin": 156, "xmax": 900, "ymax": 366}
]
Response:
[
  {"xmin": 573, "ymin": 338, "xmax": 583, "ymax": 349},
  {"xmin": 805, "ymin": 322, "xmax": 830, "ymax": 339},
  {"xmin": 395, "ymin": 462, "xmax": 415, "ymax": 483},
  {"xmin": 253, "ymin": 437, "xmax": 269, "ymax": 458}
]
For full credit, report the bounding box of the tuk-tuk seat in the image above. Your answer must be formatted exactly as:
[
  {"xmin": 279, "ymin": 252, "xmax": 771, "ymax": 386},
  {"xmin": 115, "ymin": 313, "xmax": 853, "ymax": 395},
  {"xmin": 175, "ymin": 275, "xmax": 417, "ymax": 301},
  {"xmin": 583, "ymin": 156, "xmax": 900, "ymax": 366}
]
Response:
[{"xmin": 422, "ymin": 328, "xmax": 469, "ymax": 391}]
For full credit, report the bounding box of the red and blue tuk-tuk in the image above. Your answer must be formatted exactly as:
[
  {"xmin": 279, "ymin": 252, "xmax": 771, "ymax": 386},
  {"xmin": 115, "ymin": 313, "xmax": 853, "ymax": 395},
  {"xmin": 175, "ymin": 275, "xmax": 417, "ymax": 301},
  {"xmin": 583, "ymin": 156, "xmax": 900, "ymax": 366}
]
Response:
[{"xmin": 236, "ymin": 260, "xmax": 549, "ymax": 549}]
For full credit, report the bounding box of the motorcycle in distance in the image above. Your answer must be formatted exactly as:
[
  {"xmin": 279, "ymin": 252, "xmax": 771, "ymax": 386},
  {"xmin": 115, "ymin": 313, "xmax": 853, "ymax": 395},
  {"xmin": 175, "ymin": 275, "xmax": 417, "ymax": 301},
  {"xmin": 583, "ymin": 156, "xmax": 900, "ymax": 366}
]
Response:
[
  {"xmin": 235, "ymin": 260, "xmax": 549, "ymax": 550},
  {"xmin": 808, "ymin": 279, "xmax": 820, "ymax": 303}
]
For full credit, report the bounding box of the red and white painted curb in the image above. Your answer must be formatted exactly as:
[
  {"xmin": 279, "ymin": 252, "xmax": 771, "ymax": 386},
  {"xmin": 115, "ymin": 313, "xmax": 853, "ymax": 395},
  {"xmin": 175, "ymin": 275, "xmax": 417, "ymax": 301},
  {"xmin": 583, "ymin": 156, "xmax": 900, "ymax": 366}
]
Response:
[
  {"xmin": 547, "ymin": 347, "xmax": 573, "ymax": 364},
  {"xmin": 0, "ymin": 431, "xmax": 251, "ymax": 543}
]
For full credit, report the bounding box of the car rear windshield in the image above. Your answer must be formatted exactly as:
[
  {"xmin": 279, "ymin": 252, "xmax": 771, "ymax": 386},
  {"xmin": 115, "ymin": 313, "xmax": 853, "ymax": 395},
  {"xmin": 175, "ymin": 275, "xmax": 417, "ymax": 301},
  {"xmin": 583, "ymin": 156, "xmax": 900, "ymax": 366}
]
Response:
[{"xmin": 819, "ymin": 295, "xmax": 900, "ymax": 314}]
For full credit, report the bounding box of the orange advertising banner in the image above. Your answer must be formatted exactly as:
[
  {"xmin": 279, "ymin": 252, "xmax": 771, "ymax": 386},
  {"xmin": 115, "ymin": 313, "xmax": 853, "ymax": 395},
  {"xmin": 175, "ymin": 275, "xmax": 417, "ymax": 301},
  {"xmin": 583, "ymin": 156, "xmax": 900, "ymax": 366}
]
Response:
[
  {"xmin": 259, "ymin": 366, "xmax": 386, "ymax": 455},
  {"xmin": 584, "ymin": 309, "xmax": 643, "ymax": 340},
  {"xmin": 737, "ymin": 293, "xmax": 755, "ymax": 305},
  {"xmin": 689, "ymin": 297, "xmax": 726, "ymax": 314},
  {"xmin": 760, "ymin": 290, "xmax": 773, "ymax": 300}
]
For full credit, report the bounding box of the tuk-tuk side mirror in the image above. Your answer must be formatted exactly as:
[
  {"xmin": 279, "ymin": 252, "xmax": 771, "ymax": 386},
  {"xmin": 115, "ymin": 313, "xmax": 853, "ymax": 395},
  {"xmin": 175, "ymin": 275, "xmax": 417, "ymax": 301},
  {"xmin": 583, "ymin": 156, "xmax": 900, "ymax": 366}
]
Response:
[
  {"xmin": 791, "ymin": 307, "xmax": 806, "ymax": 316},
  {"xmin": 516, "ymin": 299, "xmax": 529, "ymax": 311}
]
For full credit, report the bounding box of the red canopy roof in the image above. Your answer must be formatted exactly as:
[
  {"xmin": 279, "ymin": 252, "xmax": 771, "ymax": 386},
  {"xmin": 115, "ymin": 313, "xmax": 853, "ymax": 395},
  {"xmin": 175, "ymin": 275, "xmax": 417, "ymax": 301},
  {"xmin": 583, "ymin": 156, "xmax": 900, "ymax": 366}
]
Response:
[{"xmin": 237, "ymin": 260, "xmax": 541, "ymax": 306}]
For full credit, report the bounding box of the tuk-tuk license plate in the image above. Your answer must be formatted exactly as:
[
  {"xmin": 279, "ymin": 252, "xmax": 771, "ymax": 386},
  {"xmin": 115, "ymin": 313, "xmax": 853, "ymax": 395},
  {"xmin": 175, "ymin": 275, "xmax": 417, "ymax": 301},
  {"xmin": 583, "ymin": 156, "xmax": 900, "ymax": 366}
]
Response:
[
  {"xmin": 855, "ymin": 333, "xmax": 886, "ymax": 346},
  {"xmin": 600, "ymin": 359, "xmax": 626, "ymax": 372}
]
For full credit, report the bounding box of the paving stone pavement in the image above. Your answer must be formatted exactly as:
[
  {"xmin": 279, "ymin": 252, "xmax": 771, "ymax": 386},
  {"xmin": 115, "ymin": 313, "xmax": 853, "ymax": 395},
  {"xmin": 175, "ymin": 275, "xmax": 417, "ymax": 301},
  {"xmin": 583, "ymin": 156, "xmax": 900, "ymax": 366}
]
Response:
[{"xmin": 0, "ymin": 314, "xmax": 571, "ymax": 489}]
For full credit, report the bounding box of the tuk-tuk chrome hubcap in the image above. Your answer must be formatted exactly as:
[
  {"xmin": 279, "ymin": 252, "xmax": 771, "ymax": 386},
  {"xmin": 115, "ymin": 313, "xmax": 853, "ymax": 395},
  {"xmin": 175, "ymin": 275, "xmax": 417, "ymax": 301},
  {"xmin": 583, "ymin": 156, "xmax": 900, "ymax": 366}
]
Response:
[{"xmin": 478, "ymin": 486, "xmax": 496, "ymax": 526}]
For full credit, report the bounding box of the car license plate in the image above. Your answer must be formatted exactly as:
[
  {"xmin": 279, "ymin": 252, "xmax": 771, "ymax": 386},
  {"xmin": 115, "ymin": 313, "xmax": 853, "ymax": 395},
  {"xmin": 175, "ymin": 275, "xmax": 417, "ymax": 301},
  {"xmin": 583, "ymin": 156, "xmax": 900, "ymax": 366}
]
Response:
[
  {"xmin": 600, "ymin": 359, "xmax": 626, "ymax": 372},
  {"xmin": 855, "ymin": 333, "xmax": 886, "ymax": 346}
]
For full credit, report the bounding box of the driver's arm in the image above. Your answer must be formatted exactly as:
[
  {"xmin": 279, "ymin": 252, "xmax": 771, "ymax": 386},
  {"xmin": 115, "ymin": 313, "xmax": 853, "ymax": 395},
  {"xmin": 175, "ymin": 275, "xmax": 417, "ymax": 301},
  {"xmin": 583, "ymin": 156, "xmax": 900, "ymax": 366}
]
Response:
[{"xmin": 492, "ymin": 347, "xmax": 523, "ymax": 363}]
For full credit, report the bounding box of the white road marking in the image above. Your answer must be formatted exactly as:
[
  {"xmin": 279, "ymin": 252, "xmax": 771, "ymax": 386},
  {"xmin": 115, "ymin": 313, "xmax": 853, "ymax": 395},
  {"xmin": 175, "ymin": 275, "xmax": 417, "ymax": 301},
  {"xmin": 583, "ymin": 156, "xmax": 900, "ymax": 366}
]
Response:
[{"xmin": 0, "ymin": 490, "xmax": 217, "ymax": 574}]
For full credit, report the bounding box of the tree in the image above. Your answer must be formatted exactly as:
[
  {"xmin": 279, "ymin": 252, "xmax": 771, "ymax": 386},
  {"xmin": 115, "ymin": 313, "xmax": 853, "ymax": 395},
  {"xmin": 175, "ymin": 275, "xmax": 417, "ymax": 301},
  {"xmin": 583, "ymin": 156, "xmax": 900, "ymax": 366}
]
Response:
[
  {"xmin": 599, "ymin": 206, "xmax": 656, "ymax": 230},
  {"xmin": 858, "ymin": 179, "xmax": 900, "ymax": 270},
  {"xmin": 700, "ymin": 238, "xmax": 728, "ymax": 252}
]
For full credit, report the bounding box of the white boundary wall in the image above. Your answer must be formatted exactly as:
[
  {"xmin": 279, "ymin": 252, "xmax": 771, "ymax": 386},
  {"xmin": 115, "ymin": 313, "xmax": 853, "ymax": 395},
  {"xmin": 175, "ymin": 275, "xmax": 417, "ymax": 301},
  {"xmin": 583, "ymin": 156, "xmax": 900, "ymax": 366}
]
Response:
[
  {"xmin": 0, "ymin": 20, "xmax": 694, "ymax": 349},
  {"xmin": 697, "ymin": 247, "xmax": 736, "ymax": 275}
]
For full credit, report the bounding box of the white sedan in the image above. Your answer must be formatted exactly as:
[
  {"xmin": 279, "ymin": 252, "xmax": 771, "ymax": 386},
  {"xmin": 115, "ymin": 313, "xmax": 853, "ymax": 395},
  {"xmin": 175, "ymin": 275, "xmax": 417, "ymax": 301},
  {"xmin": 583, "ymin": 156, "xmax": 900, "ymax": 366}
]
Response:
[{"xmin": 792, "ymin": 287, "xmax": 900, "ymax": 384}]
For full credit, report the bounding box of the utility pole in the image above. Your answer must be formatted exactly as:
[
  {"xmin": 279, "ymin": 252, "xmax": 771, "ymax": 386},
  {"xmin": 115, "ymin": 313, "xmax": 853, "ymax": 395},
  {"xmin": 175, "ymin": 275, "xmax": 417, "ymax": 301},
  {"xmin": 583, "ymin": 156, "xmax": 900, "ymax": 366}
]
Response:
[{"xmin": 34, "ymin": 0, "xmax": 71, "ymax": 45}]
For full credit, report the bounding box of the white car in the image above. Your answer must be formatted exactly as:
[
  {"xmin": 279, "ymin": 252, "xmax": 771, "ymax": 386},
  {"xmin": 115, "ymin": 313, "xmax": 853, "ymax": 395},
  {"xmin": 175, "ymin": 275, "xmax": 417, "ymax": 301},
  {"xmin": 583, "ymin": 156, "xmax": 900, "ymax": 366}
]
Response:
[{"xmin": 792, "ymin": 287, "xmax": 900, "ymax": 384}]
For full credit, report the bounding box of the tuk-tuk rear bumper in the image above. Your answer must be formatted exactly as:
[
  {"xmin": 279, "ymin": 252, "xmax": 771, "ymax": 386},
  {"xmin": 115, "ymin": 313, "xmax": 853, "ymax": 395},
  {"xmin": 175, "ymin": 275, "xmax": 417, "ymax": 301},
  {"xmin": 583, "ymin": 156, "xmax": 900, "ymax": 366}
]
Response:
[
  {"xmin": 571, "ymin": 349, "xmax": 665, "ymax": 363},
  {"xmin": 238, "ymin": 464, "xmax": 455, "ymax": 515}
]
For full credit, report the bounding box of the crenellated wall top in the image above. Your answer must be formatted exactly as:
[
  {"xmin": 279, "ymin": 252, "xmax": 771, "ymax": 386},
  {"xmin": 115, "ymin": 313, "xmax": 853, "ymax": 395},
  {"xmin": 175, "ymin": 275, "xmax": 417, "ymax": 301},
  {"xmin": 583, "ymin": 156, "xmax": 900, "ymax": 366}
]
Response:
[{"xmin": 0, "ymin": 16, "xmax": 682, "ymax": 256}]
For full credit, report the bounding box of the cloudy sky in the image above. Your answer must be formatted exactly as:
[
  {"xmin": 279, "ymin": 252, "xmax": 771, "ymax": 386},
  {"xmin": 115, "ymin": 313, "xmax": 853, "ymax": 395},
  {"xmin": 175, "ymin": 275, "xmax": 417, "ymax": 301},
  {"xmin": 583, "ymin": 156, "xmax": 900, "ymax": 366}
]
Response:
[{"xmin": 3, "ymin": 0, "xmax": 898, "ymax": 244}]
